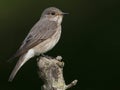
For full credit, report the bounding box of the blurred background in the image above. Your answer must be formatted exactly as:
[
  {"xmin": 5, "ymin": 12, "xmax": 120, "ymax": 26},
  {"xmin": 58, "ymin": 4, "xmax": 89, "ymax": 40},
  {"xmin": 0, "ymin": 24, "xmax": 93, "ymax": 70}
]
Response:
[{"xmin": 0, "ymin": 0, "xmax": 120, "ymax": 90}]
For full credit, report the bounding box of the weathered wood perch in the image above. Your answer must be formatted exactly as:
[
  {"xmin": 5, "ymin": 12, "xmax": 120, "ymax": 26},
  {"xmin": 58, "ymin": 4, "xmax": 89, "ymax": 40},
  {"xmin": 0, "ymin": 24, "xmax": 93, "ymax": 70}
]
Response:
[{"xmin": 37, "ymin": 56, "xmax": 78, "ymax": 90}]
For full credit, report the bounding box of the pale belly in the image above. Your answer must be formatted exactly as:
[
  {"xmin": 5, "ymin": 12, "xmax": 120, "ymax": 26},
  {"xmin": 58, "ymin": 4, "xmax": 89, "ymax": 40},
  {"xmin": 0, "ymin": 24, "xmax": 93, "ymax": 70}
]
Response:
[{"xmin": 33, "ymin": 28, "xmax": 61, "ymax": 55}]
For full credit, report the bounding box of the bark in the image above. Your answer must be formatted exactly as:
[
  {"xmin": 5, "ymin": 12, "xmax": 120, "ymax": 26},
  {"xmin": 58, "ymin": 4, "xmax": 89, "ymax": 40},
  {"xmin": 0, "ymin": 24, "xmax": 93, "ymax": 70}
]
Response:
[{"xmin": 37, "ymin": 56, "xmax": 78, "ymax": 90}]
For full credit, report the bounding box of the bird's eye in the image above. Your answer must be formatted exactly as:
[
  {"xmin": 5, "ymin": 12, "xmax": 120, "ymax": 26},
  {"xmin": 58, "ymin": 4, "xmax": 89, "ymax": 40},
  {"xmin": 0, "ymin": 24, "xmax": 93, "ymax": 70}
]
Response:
[{"xmin": 51, "ymin": 12, "xmax": 55, "ymax": 15}]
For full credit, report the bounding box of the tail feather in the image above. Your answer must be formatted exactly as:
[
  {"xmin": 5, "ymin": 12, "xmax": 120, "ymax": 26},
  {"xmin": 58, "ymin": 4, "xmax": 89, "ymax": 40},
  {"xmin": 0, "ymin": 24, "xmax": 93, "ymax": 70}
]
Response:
[
  {"xmin": 8, "ymin": 49, "xmax": 35, "ymax": 82},
  {"xmin": 8, "ymin": 55, "xmax": 26, "ymax": 82},
  {"xmin": 7, "ymin": 50, "xmax": 20, "ymax": 63},
  {"xmin": 7, "ymin": 55, "xmax": 17, "ymax": 63}
]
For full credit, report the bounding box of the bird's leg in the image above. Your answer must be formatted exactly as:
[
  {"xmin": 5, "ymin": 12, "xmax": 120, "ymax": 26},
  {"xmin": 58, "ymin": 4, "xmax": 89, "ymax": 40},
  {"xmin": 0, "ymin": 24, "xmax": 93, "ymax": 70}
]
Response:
[
  {"xmin": 41, "ymin": 53, "xmax": 46, "ymax": 57},
  {"xmin": 41, "ymin": 54, "xmax": 52, "ymax": 59}
]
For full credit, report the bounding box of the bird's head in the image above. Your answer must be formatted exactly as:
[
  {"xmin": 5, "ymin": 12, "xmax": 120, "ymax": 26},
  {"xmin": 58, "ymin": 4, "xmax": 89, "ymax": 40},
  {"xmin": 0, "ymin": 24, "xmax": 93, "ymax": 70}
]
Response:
[{"xmin": 41, "ymin": 7, "xmax": 68, "ymax": 24}]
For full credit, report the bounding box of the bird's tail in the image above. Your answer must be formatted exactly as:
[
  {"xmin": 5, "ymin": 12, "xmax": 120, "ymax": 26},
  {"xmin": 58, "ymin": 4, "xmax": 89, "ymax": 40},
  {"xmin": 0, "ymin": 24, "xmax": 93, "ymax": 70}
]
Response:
[
  {"xmin": 8, "ymin": 49, "xmax": 35, "ymax": 82},
  {"xmin": 8, "ymin": 55, "xmax": 27, "ymax": 82}
]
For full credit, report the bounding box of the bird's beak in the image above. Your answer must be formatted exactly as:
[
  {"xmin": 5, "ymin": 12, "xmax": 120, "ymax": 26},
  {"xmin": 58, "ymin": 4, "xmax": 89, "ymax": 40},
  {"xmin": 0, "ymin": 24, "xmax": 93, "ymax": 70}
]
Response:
[
  {"xmin": 61, "ymin": 12, "xmax": 69, "ymax": 15},
  {"xmin": 57, "ymin": 12, "xmax": 69, "ymax": 16}
]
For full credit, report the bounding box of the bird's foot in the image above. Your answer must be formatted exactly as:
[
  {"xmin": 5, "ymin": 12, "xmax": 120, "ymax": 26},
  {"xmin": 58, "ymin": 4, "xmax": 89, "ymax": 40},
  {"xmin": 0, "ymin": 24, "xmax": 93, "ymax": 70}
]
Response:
[{"xmin": 41, "ymin": 54, "xmax": 53, "ymax": 59}]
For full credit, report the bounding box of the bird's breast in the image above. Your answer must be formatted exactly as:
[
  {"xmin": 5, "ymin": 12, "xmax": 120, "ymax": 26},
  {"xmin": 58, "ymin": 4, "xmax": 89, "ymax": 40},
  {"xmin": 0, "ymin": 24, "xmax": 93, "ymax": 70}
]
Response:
[{"xmin": 33, "ymin": 26, "xmax": 61, "ymax": 55}]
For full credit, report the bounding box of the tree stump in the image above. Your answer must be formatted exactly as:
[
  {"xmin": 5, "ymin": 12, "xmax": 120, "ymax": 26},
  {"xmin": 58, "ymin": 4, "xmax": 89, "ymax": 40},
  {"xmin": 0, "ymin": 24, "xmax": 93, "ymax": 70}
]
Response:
[{"xmin": 37, "ymin": 56, "xmax": 78, "ymax": 90}]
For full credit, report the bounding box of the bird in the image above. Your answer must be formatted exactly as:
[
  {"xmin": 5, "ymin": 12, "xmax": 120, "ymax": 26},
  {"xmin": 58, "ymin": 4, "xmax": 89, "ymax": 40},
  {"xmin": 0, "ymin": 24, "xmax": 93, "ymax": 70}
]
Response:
[{"xmin": 8, "ymin": 7, "xmax": 68, "ymax": 82}]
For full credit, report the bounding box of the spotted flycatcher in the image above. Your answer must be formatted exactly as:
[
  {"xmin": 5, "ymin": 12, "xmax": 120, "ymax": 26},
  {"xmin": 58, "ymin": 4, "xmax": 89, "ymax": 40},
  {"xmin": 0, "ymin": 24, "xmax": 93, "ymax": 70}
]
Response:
[{"xmin": 8, "ymin": 7, "xmax": 67, "ymax": 81}]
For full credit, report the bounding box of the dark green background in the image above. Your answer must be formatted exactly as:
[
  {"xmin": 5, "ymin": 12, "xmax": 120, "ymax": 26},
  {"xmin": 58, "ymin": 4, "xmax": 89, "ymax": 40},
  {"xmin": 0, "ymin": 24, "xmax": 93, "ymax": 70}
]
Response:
[{"xmin": 0, "ymin": 0, "xmax": 120, "ymax": 90}]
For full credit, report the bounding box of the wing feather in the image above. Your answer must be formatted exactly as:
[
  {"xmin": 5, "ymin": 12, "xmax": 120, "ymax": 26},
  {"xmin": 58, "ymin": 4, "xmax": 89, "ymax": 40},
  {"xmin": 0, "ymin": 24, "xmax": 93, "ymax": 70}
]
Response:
[{"xmin": 13, "ymin": 19, "xmax": 58, "ymax": 58}]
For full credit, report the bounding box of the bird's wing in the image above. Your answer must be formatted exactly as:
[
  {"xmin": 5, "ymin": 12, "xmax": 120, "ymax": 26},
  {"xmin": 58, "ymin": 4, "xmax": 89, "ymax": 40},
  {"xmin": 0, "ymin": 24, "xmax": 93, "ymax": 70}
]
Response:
[{"xmin": 12, "ymin": 20, "xmax": 58, "ymax": 59}]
